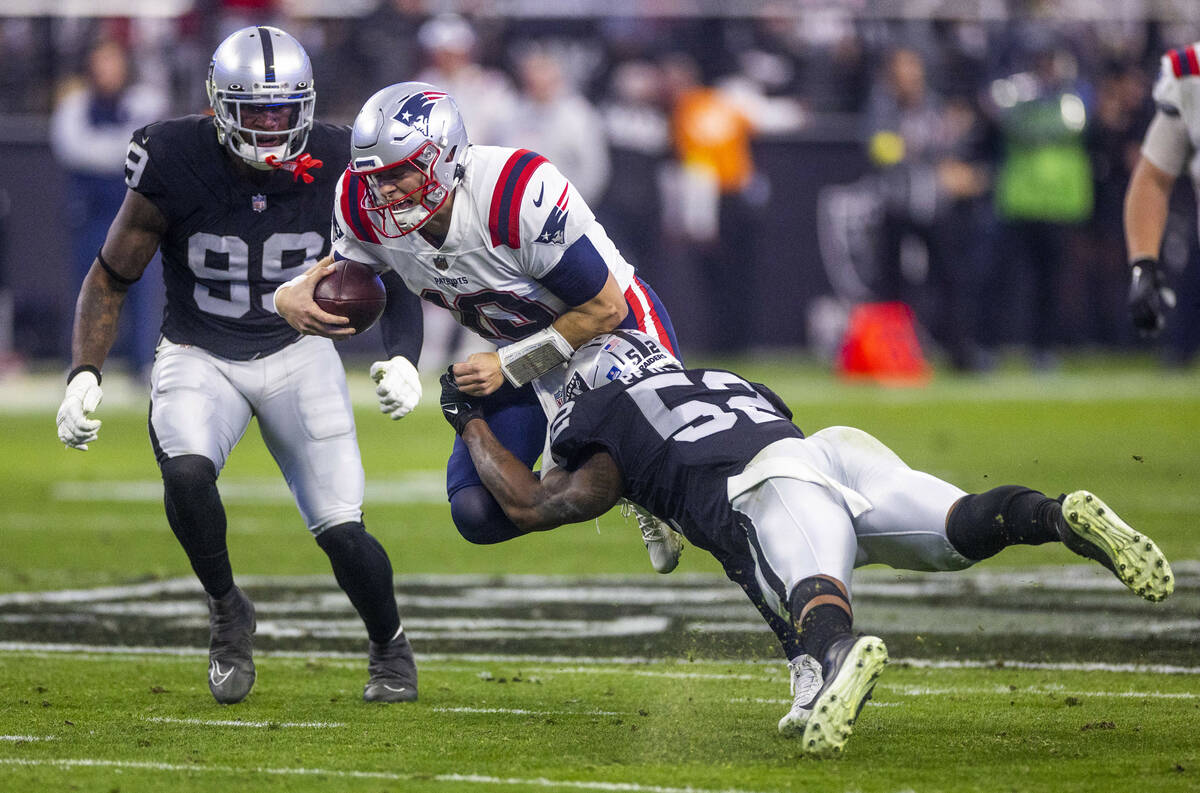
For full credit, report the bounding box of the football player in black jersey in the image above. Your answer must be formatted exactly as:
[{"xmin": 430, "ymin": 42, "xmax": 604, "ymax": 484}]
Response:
[
  {"xmin": 440, "ymin": 329, "xmax": 1174, "ymax": 755},
  {"xmin": 55, "ymin": 26, "xmax": 424, "ymax": 705}
]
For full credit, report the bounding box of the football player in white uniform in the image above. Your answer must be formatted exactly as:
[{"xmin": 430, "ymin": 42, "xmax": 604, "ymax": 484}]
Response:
[
  {"xmin": 55, "ymin": 27, "xmax": 421, "ymax": 705},
  {"xmin": 275, "ymin": 82, "xmax": 688, "ymax": 566},
  {"xmin": 440, "ymin": 329, "xmax": 1174, "ymax": 754},
  {"xmin": 1123, "ymin": 42, "xmax": 1198, "ymax": 336}
]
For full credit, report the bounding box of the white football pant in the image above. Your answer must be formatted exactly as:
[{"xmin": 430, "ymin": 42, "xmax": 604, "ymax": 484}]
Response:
[
  {"xmin": 149, "ymin": 336, "xmax": 364, "ymax": 534},
  {"xmin": 729, "ymin": 426, "xmax": 974, "ymax": 620}
]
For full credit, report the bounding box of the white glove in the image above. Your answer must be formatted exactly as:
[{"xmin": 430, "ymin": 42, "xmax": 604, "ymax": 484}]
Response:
[
  {"xmin": 369, "ymin": 356, "xmax": 421, "ymax": 420},
  {"xmin": 56, "ymin": 370, "xmax": 103, "ymax": 450}
]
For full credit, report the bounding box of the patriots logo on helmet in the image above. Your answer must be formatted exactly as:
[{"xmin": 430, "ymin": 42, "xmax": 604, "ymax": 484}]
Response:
[{"xmin": 393, "ymin": 91, "xmax": 447, "ymax": 138}]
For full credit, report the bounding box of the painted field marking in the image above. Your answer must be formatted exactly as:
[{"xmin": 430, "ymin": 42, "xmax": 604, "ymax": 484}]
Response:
[
  {"xmin": 432, "ymin": 706, "xmax": 628, "ymax": 717},
  {"xmin": 0, "ymin": 735, "xmax": 54, "ymax": 742},
  {"xmin": 3, "ymin": 643, "xmax": 1199, "ymax": 678},
  {"xmin": 0, "ymin": 757, "xmax": 768, "ymax": 793},
  {"xmin": 143, "ymin": 717, "xmax": 344, "ymax": 729}
]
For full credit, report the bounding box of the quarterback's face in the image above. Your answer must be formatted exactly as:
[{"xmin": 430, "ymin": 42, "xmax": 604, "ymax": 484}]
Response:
[{"xmin": 370, "ymin": 163, "xmax": 427, "ymax": 208}]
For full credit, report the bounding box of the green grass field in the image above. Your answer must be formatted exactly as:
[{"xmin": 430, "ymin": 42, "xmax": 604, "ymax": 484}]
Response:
[{"xmin": 2, "ymin": 354, "xmax": 1198, "ymax": 792}]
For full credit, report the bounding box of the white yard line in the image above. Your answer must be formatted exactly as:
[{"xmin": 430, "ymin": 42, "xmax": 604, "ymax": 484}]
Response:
[
  {"xmin": 0, "ymin": 757, "xmax": 768, "ymax": 793},
  {"xmin": 143, "ymin": 717, "xmax": 344, "ymax": 728},
  {"xmin": 2, "ymin": 642, "xmax": 1198, "ymax": 678},
  {"xmin": 0, "ymin": 735, "xmax": 54, "ymax": 742},
  {"xmin": 433, "ymin": 706, "xmax": 628, "ymax": 716}
]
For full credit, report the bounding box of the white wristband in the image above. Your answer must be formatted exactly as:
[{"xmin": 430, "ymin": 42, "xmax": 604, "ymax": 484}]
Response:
[
  {"xmin": 267, "ymin": 273, "xmax": 309, "ymax": 314},
  {"xmin": 498, "ymin": 326, "xmax": 574, "ymax": 386}
]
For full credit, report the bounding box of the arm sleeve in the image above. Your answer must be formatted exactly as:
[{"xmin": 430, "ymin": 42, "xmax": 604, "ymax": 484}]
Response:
[
  {"xmin": 1140, "ymin": 109, "xmax": 1193, "ymax": 178},
  {"xmin": 378, "ymin": 271, "xmax": 424, "ymax": 363}
]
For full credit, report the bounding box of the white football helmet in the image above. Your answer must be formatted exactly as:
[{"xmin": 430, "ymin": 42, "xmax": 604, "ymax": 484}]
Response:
[
  {"xmin": 563, "ymin": 330, "xmax": 682, "ymax": 403},
  {"xmin": 348, "ymin": 81, "xmax": 470, "ymax": 237},
  {"xmin": 206, "ymin": 26, "xmax": 315, "ymax": 168}
]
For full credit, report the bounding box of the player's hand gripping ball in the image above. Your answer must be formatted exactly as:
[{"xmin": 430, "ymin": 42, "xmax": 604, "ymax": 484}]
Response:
[{"xmin": 313, "ymin": 260, "xmax": 386, "ymax": 334}]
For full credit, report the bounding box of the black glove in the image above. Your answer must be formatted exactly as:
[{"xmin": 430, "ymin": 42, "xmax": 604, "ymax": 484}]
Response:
[
  {"xmin": 439, "ymin": 367, "xmax": 484, "ymax": 435},
  {"xmin": 1128, "ymin": 257, "xmax": 1176, "ymax": 338}
]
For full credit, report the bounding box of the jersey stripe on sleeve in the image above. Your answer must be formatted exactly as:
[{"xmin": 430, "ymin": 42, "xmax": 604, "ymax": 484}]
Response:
[
  {"xmin": 489, "ymin": 148, "xmax": 547, "ymax": 249},
  {"xmin": 624, "ymin": 276, "xmax": 674, "ymax": 355},
  {"xmin": 339, "ymin": 171, "xmax": 380, "ymax": 244}
]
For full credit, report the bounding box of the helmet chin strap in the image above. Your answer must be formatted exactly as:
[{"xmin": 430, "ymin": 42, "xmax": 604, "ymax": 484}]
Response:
[{"xmin": 265, "ymin": 153, "xmax": 324, "ymax": 184}]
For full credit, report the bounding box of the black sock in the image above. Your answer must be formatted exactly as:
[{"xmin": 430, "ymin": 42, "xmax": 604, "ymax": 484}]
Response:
[
  {"xmin": 946, "ymin": 485, "xmax": 1062, "ymax": 561},
  {"xmin": 789, "ymin": 575, "xmax": 853, "ymax": 661},
  {"xmin": 161, "ymin": 454, "xmax": 233, "ymax": 598},
  {"xmin": 316, "ymin": 522, "xmax": 400, "ymax": 643}
]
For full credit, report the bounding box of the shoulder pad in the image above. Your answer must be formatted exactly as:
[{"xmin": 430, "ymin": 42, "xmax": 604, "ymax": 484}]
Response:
[
  {"xmin": 488, "ymin": 148, "xmax": 548, "ymax": 249},
  {"xmin": 335, "ymin": 170, "xmax": 381, "ymax": 244}
]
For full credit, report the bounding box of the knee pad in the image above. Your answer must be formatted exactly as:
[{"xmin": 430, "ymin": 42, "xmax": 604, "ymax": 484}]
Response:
[
  {"xmin": 160, "ymin": 451, "xmax": 217, "ymax": 489},
  {"xmin": 449, "ymin": 486, "xmax": 524, "ymax": 545},
  {"xmin": 315, "ymin": 521, "xmax": 365, "ymax": 554}
]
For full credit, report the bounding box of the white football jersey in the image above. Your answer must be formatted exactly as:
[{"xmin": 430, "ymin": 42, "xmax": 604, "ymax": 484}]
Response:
[
  {"xmin": 1148, "ymin": 43, "xmax": 1200, "ymax": 187},
  {"xmin": 331, "ymin": 145, "xmax": 666, "ymax": 350}
]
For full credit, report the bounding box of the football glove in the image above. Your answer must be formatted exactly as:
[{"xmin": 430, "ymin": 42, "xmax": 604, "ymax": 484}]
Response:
[
  {"xmin": 369, "ymin": 356, "xmax": 421, "ymax": 420},
  {"xmin": 1128, "ymin": 257, "xmax": 1176, "ymax": 338},
  {"xmin": 56, "ymin": 368, "xmax": 103, "ymax": 450},
  {"xmin": 439, "ymin": 367, "xmax": 484, "ymax": 435}
]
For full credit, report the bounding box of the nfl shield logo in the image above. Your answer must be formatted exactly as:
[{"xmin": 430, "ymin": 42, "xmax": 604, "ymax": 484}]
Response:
[
  {"xmin": 251, "ymin": 194, "xmax": 267, "ymax": 213},
  {"xmin": 433, "ymin": 255, "xmax": 450, "ymax": 271}
]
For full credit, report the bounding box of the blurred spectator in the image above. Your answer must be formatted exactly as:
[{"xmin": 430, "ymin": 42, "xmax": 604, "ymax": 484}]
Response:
[
  {"xmin": 596, "ymin": 60, "xmax": 670, "ymax": 275},
  {"xmin": 863, "ymin": 47, "xmax": 990, "ymax": 371},
  {"xmin": 414, "ymin": 13, "xmax": 516, "ymax": 373},
  {"xmin": 660, "ymin": 53, "xmax": 765, "ymax": 354},
  {"xmin": 354, "ymin": 0, "xmax": 428, "ymax": 102},
  {"xmin": 984, "ymin": 44, "xmax": 1094, "ymax": 368},
  {"xmin": 50, "ymin": 38, "xmax": 167, "ymax": 378},
  {"xmin": 498, "ymin": 46, "xmax": 610, "ymax": 204},
  {"xmin": 416, "ymin": 13, "xmax": 517, "ymax": 145}
]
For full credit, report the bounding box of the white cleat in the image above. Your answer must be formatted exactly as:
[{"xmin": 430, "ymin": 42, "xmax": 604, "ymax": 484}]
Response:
[
  {"xmin": 1061, "ymin": 490, "xmax": 1174, "ymax": 603},
  {"xmin": 622, "ymin": 500, "xmax": 683, "ymax": 574},
  {"xmin": 778, "ymin": 654, "xmax": 823, "ymax": 736},
  {"xmin": 801, "ymin": 635, "xmax": 888, "ymax": 757}
]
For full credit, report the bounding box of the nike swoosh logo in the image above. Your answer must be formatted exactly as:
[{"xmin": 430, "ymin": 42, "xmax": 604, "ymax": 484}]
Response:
[
  {"xmin": 444, "ymin": 406, "xmax": 459, "ymax": 415},
  {"xmin": 382, "ymin": 685, "xmax": 407, "ymax": 693},
  {"xmin": 210, "ymin": 661, "xmax": 234, "ymax": 687},
  {"xmin": 532, "ymin": 183, "xmax": 545, "ymax": 207}
]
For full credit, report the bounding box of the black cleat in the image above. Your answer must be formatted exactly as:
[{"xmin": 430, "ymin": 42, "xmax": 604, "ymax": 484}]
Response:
[
  {"xmin": 1060, "ymin": 491, "xmax": 1174, "ymax": 602},
  {"xmin": 207, "ymin": 586, "xmax": 256, "ymax": 704},
  {"xmin": 801, "ymin": 635, "xmax": 888, "ymax": 757},
  {"xmin": 364, "ymin": 629, "xmax": 418, "ymax": 703}
]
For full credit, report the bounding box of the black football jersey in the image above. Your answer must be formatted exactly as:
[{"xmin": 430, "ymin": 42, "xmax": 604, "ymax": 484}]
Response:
[
  {"xmin": 548, "ymin": 369, "xmax": 804, "ymax": 550},
  {"xmin": 125, "ymin": 115, "xmax": 350, "ymax": 360}
]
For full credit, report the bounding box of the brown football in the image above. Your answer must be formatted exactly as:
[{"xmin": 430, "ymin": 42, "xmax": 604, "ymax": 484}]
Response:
[{"xmin": 312, "ymin": 260, "xmax": 386, "ymax": 335}]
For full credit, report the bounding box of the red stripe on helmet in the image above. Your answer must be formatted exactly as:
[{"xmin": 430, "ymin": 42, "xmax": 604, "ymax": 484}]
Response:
[{"xmin": 1187, "ymin": 46, "xmax": 1200, "ymax": 77}]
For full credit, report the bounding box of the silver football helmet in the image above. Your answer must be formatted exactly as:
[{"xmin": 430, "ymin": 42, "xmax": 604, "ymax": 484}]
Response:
[
  {"xmin": 563, "ymin": 330, "xmax": 682, "ymax": 403},
  {"xmin": 206, "ymin": 26, "xmax": 315, "ymax": 167},
  {"xmin": 349, "ymin": 81, "xmax": 470, "ymax": 237}
]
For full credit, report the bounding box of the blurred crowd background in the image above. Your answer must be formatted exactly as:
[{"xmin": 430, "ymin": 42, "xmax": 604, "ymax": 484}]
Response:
[{"xmin": 1, "ymin": 0, "xmax": 1199, "ymax": 378}]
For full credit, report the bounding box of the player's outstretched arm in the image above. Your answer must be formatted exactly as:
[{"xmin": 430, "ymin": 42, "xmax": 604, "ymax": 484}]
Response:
[
  {"xmin": 458, "ymin": 272, "xmax": 631, "ymax": 397},
  {"xmin": 440, "ymin": 371, "xmax": 622, "ymax": 531},
  {"xmin": 57, "ymin": 189, "xmax": 164, "ymax": 450},
  {"xmin": 272, "ymin": 257, "xmax": 356, "ymax": 338},
  {"xmin": 1124, "ymin": 136, "xmax": 1180, "ymax": 337}
]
